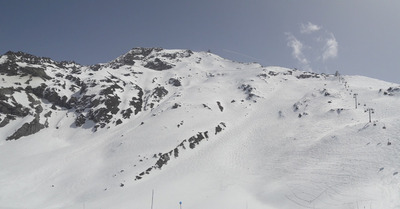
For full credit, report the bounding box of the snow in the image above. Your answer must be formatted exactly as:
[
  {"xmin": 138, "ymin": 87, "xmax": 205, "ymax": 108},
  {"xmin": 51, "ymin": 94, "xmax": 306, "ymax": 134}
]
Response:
[
  {"xmin": 0, "ymin": 49, "xmax": 399, "ymax": 209},
  {"xmin": 0, "ymin": 55, "xmax": 7, "ymax": 64}
]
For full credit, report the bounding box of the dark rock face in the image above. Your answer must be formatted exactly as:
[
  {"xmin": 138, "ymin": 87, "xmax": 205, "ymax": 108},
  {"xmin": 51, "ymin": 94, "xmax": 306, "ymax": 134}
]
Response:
[
  {"xmin": 0, "ymin": 51, "xmax": 70, "ymax": 80},
  {"xmin": 144, "ymin": 58, "xmax": 174, "ymax": 71},
  {"xmin": 152, "ymin": 86, "xmax": 168, "ymax": 99},
  {"xmin": 75, "ymin": 114, "xmax": 86, "ymax": 127},
  {"xmin": 239, "ymin": 84, "xmax": 257, "ymax": 100},
  {"xmin": 0, "ymin": 115, "xmax": 15, "ymax": 128},
  {"xmin": 127, "ymin": 48, "xmax": 161, "ymax": 60},
  {"xmin": 0, "ymin": 87, "xmax": 16, "ymax": 95},
  {"xmin": 171, "ymin": 103, "xmax": 181, "ymax": 109},
  {"xmin": 144, "ymin": 86, "xmax": 168, "ymax": 110},
  {"xmin": 129, "ymin": 86, "xmax": 143, "ymax": 115},
  {"xmin": 0, "ymin": 100, "xmax": 30, "ymax": 117},
  {"xmin": 120, "ymin": 53, "xmax": 136, "ymax": 66},
  {"xmin": 90, "ymin": 64, "xmax": 102, "ymax": 71},
  {"xmin": 155, "ymin": 153, "xmax": 170, "ymax": 169},
  {"xmin": 26, "ymin": 84, "xmax": 71, "ymax": 110},
  {"xmin": 161, "ymin": 50, "xmax": 193, "ymax": 60},
  {"xmin": 6, "ymin": 116, "xmax": 47, "ymax": 140},
  {"xmin": 109, "ymin": 48, "xmax": 162, "ymax": 69},
  {"xmin": 0, "ymin": 88, "xmax": 30, "ymax": 117},
  {"xmin": 135, "ymin": 122, "xmax": 226, "ymax": 181},
  {"xmin": 216, "ymin": 101, "xmax": 224, "ymax": 112},
  {"xmin": 382, "ymin": 86, "xmax": 400, "ymax": 96},
  {"xmin": 188, "ymin": 132, "xmax": 208, "ymax": 149},
  {"xmin": 168, "ymin": 78, "xmax": 181, "ymax": 87},
  {"xmin": 104, "ymin": 94, "xmax": 121, "ymax": 115},
  {"xmin": 296, "ymin": 72, "xmax": 320, "ymax": 79},
  {"xmin": 0, "ymin": 61, "xmax": 51, "ymax": 80},
  {"xmin": 88, "ymin": 107, "xmax": 113, "ymax": 124},
  {"xmin": 215, "ymin": 122, "xmax": 226, "ymax": 135},
  {"xmin": 21, "ymin": 67, "xmax": 51, "ymax": 80},
  {"xmin": 0, "ymin": 48, "xmax": 195, "ymax": 139},
  {"xmin": 121, "ymin": 108, "xmax": 133, "ymax": 119}
]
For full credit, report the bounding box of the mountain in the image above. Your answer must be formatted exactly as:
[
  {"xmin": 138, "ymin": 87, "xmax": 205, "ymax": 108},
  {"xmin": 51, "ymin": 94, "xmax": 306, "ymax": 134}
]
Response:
[{"xmin": 0, "ymin": 48, "xmax": 399, "ymax": 209}]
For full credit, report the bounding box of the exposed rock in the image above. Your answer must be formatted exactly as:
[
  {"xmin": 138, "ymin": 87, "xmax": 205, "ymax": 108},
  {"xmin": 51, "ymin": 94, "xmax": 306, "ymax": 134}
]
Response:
[
  {"xmin": 20, "ymin": 66, "xmax": 51, "ymax": 80},
  {"xmin": 104, "ymin": 94, "xmax": 120, "ymax": 115},
  {"xmin": 268, "ymin": 71, "xmax": 278, "ymax": 76},
  {"xmin": 172, "ymin": 103, "xmax": 181, "ymax": 109},
  {"xmin": 239, "ymin": 84, "xmax": 257, "ymax": 100},
  {"xmin": 188, "ymin": 132, "xmax": 208, "ymax": 149},
  {"xmin": 0, "ymin": 87, "xmax": 16, "ymax": 95},
  {"xmin": 155, "ymin": 153, "xmax": 170, "ymax": 169},
  {"xmin": 152, "ymin": 86, "xmax": 168, "ymax": 99},
  {"xmin": 75, "ymin": 114, "xmax": 86, "ymax": 127},
  {"xmin": 144, "ymin": 58, "xmax": 174, "ymax": 71},
  {"xmin": 115, "ymin": 119, "xmax": 123, "ymax": 125},
  {"xmin": 215, "ymin": 122, "xmax": 226, "ymax": 135},
  {"xmin": 88, "ymin": 107, "xmax": 113, "ymax": 124},
  {"xmin": 90, "ymin": 64, "xmax": 102, "ymax": 71},
  {"xmin": 296, "ymin": 72, "xmax": 320, "ymax": 79},
  {"xmin": 162, "ymin": 50, "xmax": 193, "ymax": 60},
  {"xmin": 135, "ymin": 123, "xmax": 226, "ymax": 181},
  {"xmin": 121, "ymin": 108, "xmax": 133, "ymax": 119},
  {"xmin": 129, "ymin": 86, "xmax": 143, "ymax": 115},
  {"xmin": 382, "ymin": 86, "xmax": 400, "ymax": 96},
  {"xmin": 216, "ymin": 101, "xmax": 224, "ymax": 112},
  {"xmin": 0, "ymin": 115, "xmax": 15, "ymax": 128},
  {"xmin": 6, "ymin": 116, "xmax": 46, "ymax": 140},
  {"xmin": 168, "ymin": 78, "xmax": 181, "ymax": 87},
  {"xmin": 0, "ymin": 100, "xmax": 30, "ymax": 117},
  {"xmin": 44, "ymin": 111, "xmax": 52, "ymax": 118}
]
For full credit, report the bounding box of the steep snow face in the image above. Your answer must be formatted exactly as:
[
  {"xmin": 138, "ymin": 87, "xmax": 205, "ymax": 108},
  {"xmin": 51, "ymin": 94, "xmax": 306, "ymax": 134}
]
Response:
[{"xmin": 0, "ymin": 48, "xmax": 399, "ymax": 209}]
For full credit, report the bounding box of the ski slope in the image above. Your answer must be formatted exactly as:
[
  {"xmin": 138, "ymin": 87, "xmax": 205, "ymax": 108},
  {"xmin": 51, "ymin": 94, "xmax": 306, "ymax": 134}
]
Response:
[{"xmin": 0, "ymin": 48, "xmax": 399, "ymax": 209}]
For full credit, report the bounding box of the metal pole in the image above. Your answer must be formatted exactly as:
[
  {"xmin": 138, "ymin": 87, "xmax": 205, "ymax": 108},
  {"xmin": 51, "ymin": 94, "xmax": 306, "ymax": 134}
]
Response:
[
  {"xmin": 151, "ymin": 189, "xmax": 154, "ymax": 209},
  {"xmin": 369, "ymin": 109, "xmax": 372, "ymax": 123},
  {"xmin": 353, "ymin": 93, "xmax": 358, "ymax": 109},
  {"xmin": 366, "ymin": 108, "xmax": 374, "ymax": 123}
]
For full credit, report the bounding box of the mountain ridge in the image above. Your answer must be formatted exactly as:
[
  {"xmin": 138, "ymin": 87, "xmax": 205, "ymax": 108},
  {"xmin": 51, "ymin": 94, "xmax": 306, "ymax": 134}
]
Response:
[{"xmin": 0, "ymin": 47, "xmax": 399, "ymax": 209}]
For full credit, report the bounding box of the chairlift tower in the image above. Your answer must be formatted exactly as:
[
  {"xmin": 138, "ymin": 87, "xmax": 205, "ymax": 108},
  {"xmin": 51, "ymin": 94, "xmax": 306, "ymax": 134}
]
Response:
[
  {"xmin": 353, "ymin": 93, "xmax": 358, "ymax": 109},
  {"xmin": 365, "ymin": 108, "xmax": 375, "ymax": 123}
]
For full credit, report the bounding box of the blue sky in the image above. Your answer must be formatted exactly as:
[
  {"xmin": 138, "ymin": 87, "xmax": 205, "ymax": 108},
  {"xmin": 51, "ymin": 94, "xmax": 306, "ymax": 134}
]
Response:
[{"xmin": 1, "ymin": 0, "xmax": 399, "ymax": 83}]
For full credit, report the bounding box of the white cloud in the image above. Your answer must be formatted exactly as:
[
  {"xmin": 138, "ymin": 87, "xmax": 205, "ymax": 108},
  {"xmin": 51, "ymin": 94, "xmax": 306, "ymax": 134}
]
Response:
[
  {"xmin": 285, "ymin": 32, "xmax": 311, "ymax": 71},
  {"xmin": 322, "ymin": 33, "xmax": 338, "ymax": 61},
  {"xmin": 286, "ymin": 23, "xmax": 338, "ymax": 71},
  {"xmin": 300, "ymin": 22, "xmax": 321, "ymax": 34}
]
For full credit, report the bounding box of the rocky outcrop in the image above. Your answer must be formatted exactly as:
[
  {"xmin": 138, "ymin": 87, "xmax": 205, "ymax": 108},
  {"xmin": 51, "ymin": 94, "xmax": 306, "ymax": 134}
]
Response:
[
  {"xmin": 6, "ymin": 116, "xmax": 47, "ymax": 140},
  {"xmin": 296, "ymin": 72, "xmax": 320, "ymax": 79},
  {"xmin": 0, "ymin": 51, "xmax": 62, "ymax": 80},
  {"xmin": 134, "ymin": 122, "xmax": 226, "ymax": 180},
  {"xmin": 144, "ymin": 58, "xmax": 174, "ymax": 71},
  {"xmin": 0, "ymin": 48, "xmax": 217, "ymax": 139},
  {"xmin": 381, "ymin": 86, "xmax": 400, "ymax": 96},
  {"xmin": 168, "ymin": 78, "xmax": 181, "ymax": 87},
  {"xmin": 239, "ymin": 84, "xmax": 258, "ymax": 100}
]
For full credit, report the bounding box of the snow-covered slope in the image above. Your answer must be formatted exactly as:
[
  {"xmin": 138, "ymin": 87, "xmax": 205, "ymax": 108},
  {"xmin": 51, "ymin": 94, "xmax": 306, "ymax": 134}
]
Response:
[{"xmin": 0, "ymin": 48, "xmax": 399, "ymax": 209}]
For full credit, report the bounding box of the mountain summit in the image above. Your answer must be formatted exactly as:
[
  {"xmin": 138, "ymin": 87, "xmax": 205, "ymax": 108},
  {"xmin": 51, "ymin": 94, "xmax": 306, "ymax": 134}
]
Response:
[{"xmin": 0, "ymin": 48, "xmax": 399, "ymax": 209}]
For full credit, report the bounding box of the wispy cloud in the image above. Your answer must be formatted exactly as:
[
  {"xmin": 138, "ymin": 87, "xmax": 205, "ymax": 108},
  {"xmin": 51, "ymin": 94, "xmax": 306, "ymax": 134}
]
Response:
[
  {"xmin": 285, "ymin": 32, "xmax": 311, "ymax": 70},
  {"xmin": 285, "ymin": 22, "xmax": 338, "ymax": 72},
  {"xmin": 300, "ymin": 22, "xmax": 321, "ymax": 34},
  {"xmin": 322, "ymin": 33, "xmax": 338, "ymax": 61}
]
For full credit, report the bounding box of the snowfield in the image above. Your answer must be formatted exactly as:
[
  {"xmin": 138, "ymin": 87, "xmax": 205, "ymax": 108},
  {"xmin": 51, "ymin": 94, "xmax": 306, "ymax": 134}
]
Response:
[{"xmin": 0, "ymin": 48, "xmax": 399, "ymax": 209}]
